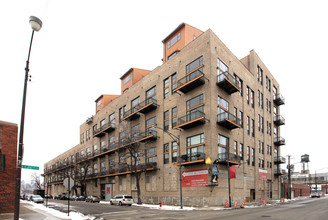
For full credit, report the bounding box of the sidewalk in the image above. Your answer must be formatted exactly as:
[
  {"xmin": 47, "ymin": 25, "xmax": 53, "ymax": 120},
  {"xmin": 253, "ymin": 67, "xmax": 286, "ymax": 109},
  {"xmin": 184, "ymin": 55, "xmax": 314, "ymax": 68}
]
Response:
[{"xmin": 0, "ymin": 202, "xmax": 69, "ymax": 220}]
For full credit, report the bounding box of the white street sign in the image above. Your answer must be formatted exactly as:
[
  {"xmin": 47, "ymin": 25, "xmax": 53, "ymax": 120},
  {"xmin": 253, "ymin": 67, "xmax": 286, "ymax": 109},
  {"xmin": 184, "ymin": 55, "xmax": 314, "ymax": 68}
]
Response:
[{"xmin": 63, "ymin": 177, "xmax": 74, "ymax": 190}]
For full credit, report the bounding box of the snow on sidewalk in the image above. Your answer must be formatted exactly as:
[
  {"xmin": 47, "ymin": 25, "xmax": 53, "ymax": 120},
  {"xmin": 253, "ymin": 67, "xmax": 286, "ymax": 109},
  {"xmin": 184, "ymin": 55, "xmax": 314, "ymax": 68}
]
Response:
[{"xmin": 20, "ymin": 200, "xmax": 96, "ymax": 220}]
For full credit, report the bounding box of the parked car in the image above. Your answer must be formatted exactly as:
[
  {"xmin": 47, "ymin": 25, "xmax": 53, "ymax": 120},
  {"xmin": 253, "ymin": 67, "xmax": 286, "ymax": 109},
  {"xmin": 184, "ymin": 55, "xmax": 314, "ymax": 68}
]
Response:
[
  {"xmin": 26, "ymin": 194, "xmax": 33, "ymax": 201},
  {"xmin": 70, "ymin": 195, "xmax": 78, "ymax": 201},
  {"xmin": 85, "ymin": 195, "xmax": 100, "ymax": 203},
  {"xmin": 76, "ymin": 196, "xmax": 86, "ymax": 201},
  {"xmin": 110, "ymin": 195, "xmax": 133, "ymax": 206},
  {"xmin": 31, "ymin": 195, "xmax": 44, "ymax": 203},
  {"xmin": 311, "ymin": 192, "xmax": 321, "ymax": 198},
  {"xmin": 45, "ymin": 194, "xmax": 53, "ymax": 199},
  {"xmin": 20, "ymin": 193, "xmax": 25, "ymax": 200},
  {"xmin": 54, "ymin": 194, "xmax": 62, "ymax": 200}
]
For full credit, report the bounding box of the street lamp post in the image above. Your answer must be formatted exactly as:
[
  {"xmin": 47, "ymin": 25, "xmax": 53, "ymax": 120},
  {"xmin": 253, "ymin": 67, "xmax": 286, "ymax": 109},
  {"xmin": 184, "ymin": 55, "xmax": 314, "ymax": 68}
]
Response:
[
  {"xmin": 155, "ymin": 126, "xmax": 183, "ymax": 209},
  {"xmin": 14, "ymin": 16, "xmax": 42, "ymax": 220}
]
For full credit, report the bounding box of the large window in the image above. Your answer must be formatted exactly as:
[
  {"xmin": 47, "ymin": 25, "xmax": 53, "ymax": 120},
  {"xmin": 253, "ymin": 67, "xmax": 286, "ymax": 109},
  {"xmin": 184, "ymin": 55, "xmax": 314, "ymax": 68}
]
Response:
[
  {"xmin": 164, "ymin": 111, "xmax": 169, "ymax": 131},
  {"xmin": 218, "ymin": 134, "xmax": 229, "ymax": 155},
  {"xmin": 146, "ymin": 117, "xmax": 156, "ymax": 135},
  {"xmin": 217, "ymin": 58, "xmax": 228, "ymax": 74},
  {"xmin": 186, "ymin": 56, "xmax": 203, "ymax": 74},
  {"xmin": 131, "ymin": 124, "xmax": 140, "ymax": 139},
  {"xmin": 131, "ymin": 97, "xmax": 140, "ymax": 112},
  {"xmin": 123, "ymin": 74, "xmax": 131, "ymax": 85},
  {"xmin": 164, "ymin": 143, "xmax": 169, "ymax": 164},
  {"xmin": 186, "ymin": 56, "xmax": 203, "ymax": 82},
  {"xmin": 171, "ymin": 107, "xmax": 177, "ymax": 128},
  {"xmin": 187, "ymin": 133, "xmax": 204, "ymax": 161},
  {"xmin": 186, "ymin": 94, "xmax": 204, "ymax": 121},
  {"xmin": 172, "ymin": 141, "xmax": 178, "ymax": 163},
  {"xmin": 167, "ymin": 32, "xmax": 181, "ymax": 49},
  {"xmin": 239, "ymin": 143, "xmax": 244, "ymax": 160},
  {"xmin": 109, "ymin": 113, "xmax": 115, "ymax": 127},
  {"xmin": 171, "ymin": 73, "xmax": 177, "ymax": 93},
  {"xmin": 146, "ymin": 147, "xmax": 157, "ymax": 164},
  {"xmin": 164, "ymin": 78, "xmax": 169, "ymax": 99},
  {"xmin": 119, "ymin": 105, "xmax": 126, "ymax": 122},
  {"xmin": 146, "ymin": 86, "xmax": 156, "ymax": 101}
]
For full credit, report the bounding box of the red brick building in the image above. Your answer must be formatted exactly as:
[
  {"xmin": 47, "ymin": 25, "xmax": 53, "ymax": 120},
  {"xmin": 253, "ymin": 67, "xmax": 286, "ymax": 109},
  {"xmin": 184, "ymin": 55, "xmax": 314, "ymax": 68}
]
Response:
[
  {"xmin": 0, "ymin": 120, "xmax": 18, "ymax": 214},
  {"xmin": 283, "ymin": 183, "xmax": 310, "ymax": 198}
]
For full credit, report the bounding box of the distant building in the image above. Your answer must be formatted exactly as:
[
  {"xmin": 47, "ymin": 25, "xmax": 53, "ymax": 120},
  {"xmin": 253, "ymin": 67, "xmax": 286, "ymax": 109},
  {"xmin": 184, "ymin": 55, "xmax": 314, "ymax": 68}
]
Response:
[
  {"xmin": 0, "ymin": 121, "xmax": 18, "ymax": 214},
  {"xmin": 289, "ymin": 172, "xmax": 328, "ymax": 194},
  {"xmin": 44, "ymin": 23, "xmax": 285, "ymax": 206}
]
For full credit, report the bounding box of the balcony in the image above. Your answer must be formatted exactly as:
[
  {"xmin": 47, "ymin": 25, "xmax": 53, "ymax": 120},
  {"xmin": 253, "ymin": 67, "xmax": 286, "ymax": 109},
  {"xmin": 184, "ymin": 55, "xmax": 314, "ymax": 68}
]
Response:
[
  {"xmin": 274, "ymin": 94, "xmax": 285, "ymax": 106},
  {"xmin": 173, "ymin": 69, "xmax": 205, "ymax": 93},
  {"xmin": 179, "ymin": 152, "xmax": 205, "ymax": 166},
  {"xmin": 93, "ymin": 122, "xmax": 115, "ymax": 137},
  {"xmin": 274, "ymin": 136, "xmax": 286, "ymax": 146},
  {"xmin": 120, "ymin": 130, "xmax": 157, "ymax": 149},
  {"xmin": 274, "ymin": 168, "xmax": 287, "ymax": 176},
  {"xmin": 217, "ymin": 153, "xmax": 241, "ymax": 166},
  {"xmin": 274, "ymin": 115, "xmax": 285, "ymax": 126},
  {"xmin": 138, "ymin": 98, "xmax": 158, "ymax": 114},
  {"xmin": 274, "ymin": 156, "xmax": 286, "ymax": 164},
  {"xmin": 173, "ymin": 110, "xmax": 205, "ymax": 130},
  {"xmin": 122, "ymin": 98, "xmax": 158, "ymax": 121},
  {"xmin": 217, "ymin": 72, "xmax": 241, "ymax": 94},
  {"xmin": 122, "ymin": 107, "xmax": 141, "ymax": 121},
  {"xmin": 217, "ymin": 111, "xmax": 242, "ymax": 130}
]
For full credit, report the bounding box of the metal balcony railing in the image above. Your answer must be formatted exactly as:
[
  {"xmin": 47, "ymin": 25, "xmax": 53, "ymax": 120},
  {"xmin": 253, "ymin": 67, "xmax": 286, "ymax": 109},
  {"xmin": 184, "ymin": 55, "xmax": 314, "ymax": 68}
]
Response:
[
  {"xmin": 123, "ymin": 98, "xmax": 157, "ymax": 120},
  {"xmin": 218, "ymin": 153, "xmax": 241, "ymax": 165},
  {"xmin": 174, "ymin": 69, "xmax": 205, "ymax": 93},
  {"xmin": 274, "ymin": 168, "xmax": 287, "ymax": 175},
  {"xmin": 174, "ymin": 110, "xmax": 205, "ymax": 129},
  {"xmin": 274, "ymin": 156, "xmax": 286, "ymax": 164},
  {"xmin": 217, "ymin": 71, "xmax": 241, "ymax": 94},
  {"xmin": 181, "ymin": 152, "xmax": 205, "ymax": 163},
  {"xmin": 274, "ymin": 115, "xmax": 285, "ymax": 126},
  {"xmin": 93, "ymin": 122, "xmax": 115, "ymax": 137},
  {"xmin": 274, "ymin": 93, "xmax": 285, "ymax": 106},
  {"xmin": 274, "ymin": 136, "xmax": 286, "ymax": 146},
  {"xmin": 217, "ymin": 111, "xmax": 242, "ymax": 129}
]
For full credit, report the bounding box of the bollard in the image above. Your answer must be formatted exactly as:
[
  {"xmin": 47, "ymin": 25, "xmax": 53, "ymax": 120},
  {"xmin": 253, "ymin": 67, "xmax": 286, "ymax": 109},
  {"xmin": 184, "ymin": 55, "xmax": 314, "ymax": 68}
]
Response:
[
  {"xmin": 234, "ymin": 200, "xmax": 238, "ymax": 209},
  {"xmin": 263, "ymin": 199, "xmax": 266, "ymax": 206},
  {"xmin": 240, "ymin": 200, "xmax": 245, "ymax": 208},
  {"xmin": 225, "ymin": 199, "xmax": 228, "ymax": 208}
]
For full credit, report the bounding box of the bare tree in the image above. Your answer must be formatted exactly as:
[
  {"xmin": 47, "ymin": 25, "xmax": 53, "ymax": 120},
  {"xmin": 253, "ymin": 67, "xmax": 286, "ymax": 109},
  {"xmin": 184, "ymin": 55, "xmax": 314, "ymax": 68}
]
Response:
[
  {"xmin": 31, "ymin": 172, "xmax": 42, "ymax": 190},
  {"xmin": 118, "ymin": 120, "xmax": 157, "ymax": 204},
  {"xmin": 73, "ymin": 160, "xmax": 91, "ymax": 197}
]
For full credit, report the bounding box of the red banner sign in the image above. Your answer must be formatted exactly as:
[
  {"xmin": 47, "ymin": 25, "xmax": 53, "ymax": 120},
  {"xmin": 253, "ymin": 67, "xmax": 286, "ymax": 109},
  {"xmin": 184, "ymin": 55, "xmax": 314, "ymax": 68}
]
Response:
[
  {"xmin": 259, "ymin": 169, "xmax": 268, "ymax": 181},
  {"xmin": 182, "ymin": 169, "xmax": 208, "ymax": 187}
]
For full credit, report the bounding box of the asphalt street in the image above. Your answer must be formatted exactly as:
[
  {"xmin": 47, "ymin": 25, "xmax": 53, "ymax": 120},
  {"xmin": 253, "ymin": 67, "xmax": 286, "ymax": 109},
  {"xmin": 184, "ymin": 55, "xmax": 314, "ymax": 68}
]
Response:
[{"xmin": 44, "ymin": 197, "xmax": 328, "ymax": 220}]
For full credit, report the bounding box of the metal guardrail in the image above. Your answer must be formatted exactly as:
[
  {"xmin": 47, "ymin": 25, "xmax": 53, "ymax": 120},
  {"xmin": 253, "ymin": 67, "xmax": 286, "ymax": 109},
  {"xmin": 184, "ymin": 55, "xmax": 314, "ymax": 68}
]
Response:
[
  {"xmin": 217, "ymin": 71, "xmax": 241, "ymax": 88},
  {"xmin": 217, "ymin": 111, "xmax": 241, "ymax": 126},
  {"xmin": 123, "ymin": 97, "xmax": 157, "ymax": 119},
  {"xmin": 181, "ymin": 152, "xmax": 205, "ymax": 163},
  {"xmin": 218, "ymin": 153, "xmax": 241, "ymax": 164},
  {"xmin": 93, "ymin": 122, "xmax": 115, "ymax": 136},
  {"xmin": 176, "ymin": 110, "xmax": 205, "ymax": 127},
  {"xmin": 176, "ymin": 69, "xmax": 204, "ymax": 89}
]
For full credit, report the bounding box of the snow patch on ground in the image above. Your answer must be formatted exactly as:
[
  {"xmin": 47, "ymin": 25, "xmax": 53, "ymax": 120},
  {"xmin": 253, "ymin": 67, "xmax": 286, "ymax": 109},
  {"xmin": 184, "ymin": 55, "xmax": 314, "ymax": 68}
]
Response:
[{"xmin": 21, "ymin": 200, "xmax": 96, "ymax": 220}]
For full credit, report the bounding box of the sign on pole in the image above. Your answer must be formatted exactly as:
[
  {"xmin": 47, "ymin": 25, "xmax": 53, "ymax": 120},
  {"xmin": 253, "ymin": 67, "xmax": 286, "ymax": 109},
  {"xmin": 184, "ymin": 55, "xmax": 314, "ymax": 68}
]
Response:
[
  {"xmin": 22, "ymin": 165, "xmax": 39, "ymax": 170},
  {"xmin": 63, "ymin": 177, "xmax": 74, "ymax": 190}
]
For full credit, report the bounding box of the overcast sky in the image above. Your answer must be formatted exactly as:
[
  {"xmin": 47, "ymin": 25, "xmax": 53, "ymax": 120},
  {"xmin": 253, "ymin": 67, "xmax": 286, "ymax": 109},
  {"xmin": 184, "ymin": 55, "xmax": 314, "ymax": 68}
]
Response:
[{"xmin": 1, "ymin": 0, "xmax": 327, "ymax": 182}]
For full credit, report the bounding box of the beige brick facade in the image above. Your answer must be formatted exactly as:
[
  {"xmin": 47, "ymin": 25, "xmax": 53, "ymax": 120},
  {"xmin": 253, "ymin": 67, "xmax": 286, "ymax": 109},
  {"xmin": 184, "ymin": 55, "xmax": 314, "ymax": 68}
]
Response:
[{"xmin": 44, "ymin": 24, "xmax": 285, "ymax": 206}]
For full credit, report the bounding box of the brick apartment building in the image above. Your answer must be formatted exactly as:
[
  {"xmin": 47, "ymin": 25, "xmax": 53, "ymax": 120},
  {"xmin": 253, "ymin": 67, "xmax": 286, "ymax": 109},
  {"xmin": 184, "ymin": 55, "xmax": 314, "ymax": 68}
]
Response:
[
  {"xmin": 0, "ymin": 121, "xmax": 18, "ymax": 214},
  {"xmin": 43, "ymin": 23, "xmax": 286, "ymax": 206}
]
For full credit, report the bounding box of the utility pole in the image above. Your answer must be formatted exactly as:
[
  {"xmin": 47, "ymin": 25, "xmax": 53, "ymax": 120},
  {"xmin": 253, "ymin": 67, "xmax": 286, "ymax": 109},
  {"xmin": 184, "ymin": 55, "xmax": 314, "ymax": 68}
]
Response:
[{"xmin": 287, "ymin": 155, "xmax": 291, "ymax": 199}]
